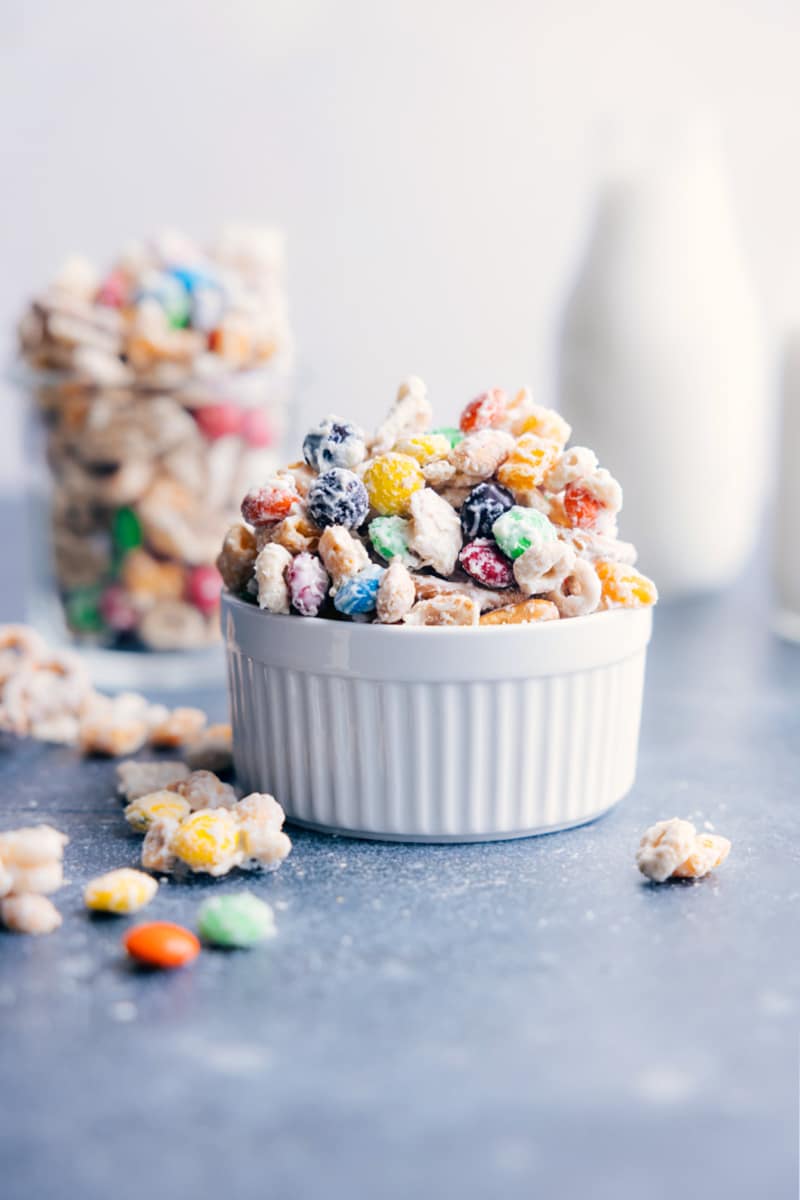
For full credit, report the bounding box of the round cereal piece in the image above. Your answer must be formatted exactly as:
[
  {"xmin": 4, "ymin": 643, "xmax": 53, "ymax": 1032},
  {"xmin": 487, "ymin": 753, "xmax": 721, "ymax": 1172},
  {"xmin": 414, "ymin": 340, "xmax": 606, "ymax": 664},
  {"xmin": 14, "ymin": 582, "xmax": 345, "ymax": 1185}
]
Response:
[
  {"xmin": 672, "ymin": 833, "xmax": 731, "ymax": 880},
  {"xmin": 636, "ymin": 818, "xmax": 697, "ymax": 883},
  {"xmin": 141, "ymin": 816, "xmax": 179, "ymax": 873},
  {"xmin": 149, "ymin": 707, "xmax": 207, "ymax": 749},
  {"xmin": 564, "ymin": 469, "xmax": 622, "ymax": 531},
  {"xmin": 479, "ymin": 598, "xmax": 560, "ymax": 625},
  {"xmin": 515, "ymin": 405, "xmax": 572, "ymax": 448},
  {"xmin": 460, "ymin": 481, "xmax": 515, "ymax": 540},
  {"xmin": 393, "ymin": 433, "xmax": 451, "ymax": 465},
  {"xmin": 459, "ymin": 539, "xmax": 514, "ymax": 589},
  {"xmin": 362, "ymin": 453, "xmax": 424, "ymax": 517},
  {"xmin": 171, "ymin": 809, "xmax": 243, "ymax": 876},
  {"xmin": 84, "ymin": 867, "xmax": 158, "ymax": 915},
  {"xmin": 546, "ymin": 557, "xmax": 601, "ymax": 618},
  {"xmin": 449, "ymin": 429, "xmax": 516, "ymax": 481},
  {"xmin": 376, "ymin": 560, "xmax": 416, "ymax": 624},
  {"xmin": 185, "ymin": 724, "xmax": 233, "ymax": 774},
  {"xmin": 287, "ymin": 552, "xmax": 329, "ymax": 617},
  {"xmin": 307, "ymin": 468, "xmax": 369, "ymax": 529},
  {"xmin": 186, "ymin": 565, "xmax": 223, "ymax": 616},
  {"xmin": 368, "ymin": 516, "xmax": 419, "ymax": 567},
  {"xmin": 138, "ymin": 601, "xmax": 208, "ymax": 651},
  {"xmin": 318, "ymin": 525, "xmax": 370, "ymax": 587},
  {"xmin": 240, "ymin": 474, "xmax": 299, "ymax": 526},
  {"xmin": 125, "ymin": 791, "xmax": 192, "ymax": 833},
  {"xmin": 7, "ymin": 861, "xmax": 64, "ymax": 895},
  {"xmin": 492, "ymin": 506, "xmax": 556, "ymax": 561},
  {"xmin": 198, "ymin": 892, "xmax": 276, "ymax": 948},
  {"xmin": 1, "ymin": 894, "xmax": 62, "ymax": 935},
  {"xmin": 216, "ymin": 523, "xmax": 258, "ymax": 593},
  {"xmin": 0, "ymin": 625, "xmax": 46, "ymax": 685},
  {"xmin": 116, "ymin": 760, "xmax": 190, "ymax": 801},
  {"xmin": 595, "ymin": 561, "xmax": 658, "ymax": 609},
  {"xmin": 407, "ymin": 487, "xmax": 462, "ymax": 577},
  {"xmin": 513, "ymin": 539, "xmax": 576, "ymax": 596},
  {"xmin": 543, "ymin": 446, "xmax": 598, "ymax": 493},
  {"xmin": 459, "ymin": 387, "xmax": 507, "ymax": 434},
  {"xmin": 302, "ymin": 415, "xmax": 366, "ymax": 472},
  {"xmin": 254, "ymin": 542, "xmax": 292, "ymax": 614},
  {"xmin": 0, "ymin": 825, "xmax": 68, "ymax": 867},
  {"xmin": 496, "ymin": 433, "xmax": 560, "ymax": 492},
  {"xmin": 403, "ymin": 595, "xmax": 480, "ymax": 627},
  {"xmin": 170, "ymin": 770, "xmax": 237, "ymax": 811},
  {"xmin": 333, "ymin": 564, "xmax": 385, "ymax": 616},
  {"xmin": 124, "ymin": 921, "xmax": 200, "ymax": 968}
]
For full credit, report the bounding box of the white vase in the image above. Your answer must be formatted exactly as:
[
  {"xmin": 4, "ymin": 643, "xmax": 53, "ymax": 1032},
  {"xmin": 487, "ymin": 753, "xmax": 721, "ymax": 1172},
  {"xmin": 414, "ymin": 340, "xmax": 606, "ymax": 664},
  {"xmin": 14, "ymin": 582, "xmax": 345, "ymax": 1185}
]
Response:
[
  {"xmin": 557, "ymin": 125, "xmax": 767, "ymax": 597},
  {"xmin": 774, "ymin": 334, "xmax": 800, "ymax": 641}
]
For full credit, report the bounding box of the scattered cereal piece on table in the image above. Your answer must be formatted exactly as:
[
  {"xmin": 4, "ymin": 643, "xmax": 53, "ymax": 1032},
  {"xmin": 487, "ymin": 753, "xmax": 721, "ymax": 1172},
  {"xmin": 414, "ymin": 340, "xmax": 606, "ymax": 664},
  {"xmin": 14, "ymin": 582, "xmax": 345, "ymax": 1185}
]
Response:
[
  {"xmin": 84, "ymin": 868, "xmax": 158, "ymax": 914},
  {"xmin": 171, "ymin": 809, "xmax": 243, "ymax": 876},
  {"xmin": 0, "ymin": 825, "xmax": 68, "ymax": 867},
  {"xmin": 123, "ymin": 922, "xmax": 200, "ymax": 969},
  {"xmin": 1, "ymin": 894, "xmax": 62, "ymax": 935},
  {"xmin": 185, "ymin": 723, "xmax": 233, "ymax": 774},
  {"xmin": 198, "ymin": 892, "xmax": 276, "ymax": 948},
  {"xmin": 125, "ymin": 791, "xmax": 192, "ymax": 832},
  {"xmin": 169, "ymin": 770, "xmax": 237, "ymax": 811},
  {"xmin": 117, "ymin": 760, "xmax": 190, "ymax": 802},
  {"xmin": 5, "ymin": 861, "xmax": 63, "ymax": 896},
  {"xmin": 141, "ymin": 817, "xmax": 180, "ymax": 873},
  {"xmin": 636, "ymin": 818, "xmax": 730, "ymax": 883},
  {"xmin": 149, "ymin": 707, "xmax": 207, "ymax": 749}
]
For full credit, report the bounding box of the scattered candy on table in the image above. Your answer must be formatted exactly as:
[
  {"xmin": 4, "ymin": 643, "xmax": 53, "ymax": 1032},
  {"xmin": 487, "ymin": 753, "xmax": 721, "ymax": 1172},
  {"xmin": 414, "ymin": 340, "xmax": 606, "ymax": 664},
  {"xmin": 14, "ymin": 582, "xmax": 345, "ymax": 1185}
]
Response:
[
  {"xmin": 636, "ymin": 818, "xmax": 731, "ymax": 883},
  {"xmin": 84, "ymin": 868, "xmax": 158, "ymax": 914},
  {"xmin": 197, "ymin": 892, "xmax": 276, "ymax": 948},
  {"xmin": 123, "ymin": 921, "xmax": 201, "ymax": 969},
  {"xmin": 216, "ymin": 377, "xmax": 657, "ymax": 626},
  {"xmin": 17, "ymin": 227, "xmax": 293, "ymax": 652}
]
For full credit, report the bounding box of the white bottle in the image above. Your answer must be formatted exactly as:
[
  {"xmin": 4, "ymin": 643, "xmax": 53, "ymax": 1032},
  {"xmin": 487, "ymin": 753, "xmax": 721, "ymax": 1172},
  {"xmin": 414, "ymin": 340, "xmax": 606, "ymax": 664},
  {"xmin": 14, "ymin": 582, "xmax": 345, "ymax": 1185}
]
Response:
[
  {"xmin": 557, "ymin": 124, "xmax": 767, "ymax": 597},
  {"xmin": 774, "ymin": 334, "xmax": 800, "ymax": 641}
]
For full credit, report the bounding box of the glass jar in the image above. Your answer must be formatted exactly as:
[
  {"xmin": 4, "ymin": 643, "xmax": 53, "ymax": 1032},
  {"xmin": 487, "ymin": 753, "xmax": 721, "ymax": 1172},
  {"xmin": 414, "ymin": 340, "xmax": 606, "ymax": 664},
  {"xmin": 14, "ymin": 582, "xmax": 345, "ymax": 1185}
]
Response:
[{"xmin": 21, "ymin": 363, "xmax": 290, "ymax": 689}]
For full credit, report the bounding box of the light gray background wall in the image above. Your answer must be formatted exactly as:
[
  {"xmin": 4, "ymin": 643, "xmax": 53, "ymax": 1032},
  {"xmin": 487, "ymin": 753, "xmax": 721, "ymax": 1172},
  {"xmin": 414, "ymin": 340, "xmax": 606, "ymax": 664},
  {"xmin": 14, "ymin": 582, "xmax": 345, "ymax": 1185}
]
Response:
[{"xmin": 1, "ymin": 0, "xmax": 797, "ymax": 486}]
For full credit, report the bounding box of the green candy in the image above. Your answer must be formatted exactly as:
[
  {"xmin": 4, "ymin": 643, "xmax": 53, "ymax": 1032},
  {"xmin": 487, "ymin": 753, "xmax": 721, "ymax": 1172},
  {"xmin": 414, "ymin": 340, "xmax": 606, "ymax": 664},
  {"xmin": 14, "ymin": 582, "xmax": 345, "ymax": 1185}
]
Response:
[
  {"xmin": 65, "ymin": 586, "xmax": 105, "ymax": 634},
  {"xmin": 492, "ymin": 506, "xmax": 556, "ymax": 560},
  {"xmin": 113, "ymin": 507, "xmax": 143, "ymax": 554},
  {"xmin": 368, "ymin": 515, "xmax": 418, "ymax": 566},
  {"xmin": 197, "ymin": 893, "xmax": 276, "ymax": 949},
  {"xmin": 430, "ymin": 426, "xmax": 463, "ymax": 448}
]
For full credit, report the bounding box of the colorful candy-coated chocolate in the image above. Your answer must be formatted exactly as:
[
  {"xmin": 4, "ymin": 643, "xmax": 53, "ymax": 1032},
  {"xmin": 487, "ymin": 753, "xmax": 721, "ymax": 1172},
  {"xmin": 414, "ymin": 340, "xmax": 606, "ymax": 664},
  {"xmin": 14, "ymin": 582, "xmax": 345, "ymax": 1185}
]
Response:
[
  {"xmin": 136, "ymin": 271, "xmax": 191, "ymax": 329},
  {"xmin": 287, "ymin": 552, "xmax": 329, "ymax": 617},
  {"xmin": 492, "ymin": 506, "xmax": 556, "ymax": 560},
  {"xmin": 197, "ymin": 892, "xmax": 276, "ymax": 948},
  {"xmin": 564, "ymin": 482, "xmax": 603, "ymax": 529},
  {"xmin": 303, "ymin": 417, "xmax": 366, "ymax": 472},
  {"xmin": 458, "ymin": 539, "xmax": 514, "ymax": 589},
  {"xmin": 99, "ymin": 585, "xmax": 139, "ymax": 632},
  {"xmin": 429, "ymin": 426, "xmax": 464, "ymax": 448},
  {"xmin": 362, "ymin": 453, "xmax": 424, "ymax": 517},
  {"xmin": 241, "ymin": 408, "xmax": 275, "ymax": 448},
  {"xmin": 96, "ymin": 270, "xmax": 128, "ymax": 308},
  {"xmin": 124, "ymin": 921, "xmax": 200, "ymax": 969},
  {"xmin": 186, "ymin": 564, "xmax": 223, "ymax": 615},
  {"xmin": 460, "ymin": 481, "xmax": 515, "ymax": 540},
  {"xmin": 459, "ymin": 388, "xmax": 507, "ymax": 434},
  {"xmin": 112, "ymin": 506, "xmax": 143, "ymax": 554},
  {"xmin": 307, "ymin": 469, "xmax": 369, "ymax": 530},
  {"xmin": 333, "ymin": 564, "xmax": 385, "ymax": 614},
  {"xmin": 195, "ymin": 403, "xmax": 243, "ymax": 441},
  {"xmin": 368, "ymin": 515, "xmax": 417, "ymax": 565},
  {"xmin": 241, "ymin": 477, "xmax": 299, "ymax": 525},
  {"xmin": 65, "ymin": 587, "xmax": 105, "ymax": 633}
]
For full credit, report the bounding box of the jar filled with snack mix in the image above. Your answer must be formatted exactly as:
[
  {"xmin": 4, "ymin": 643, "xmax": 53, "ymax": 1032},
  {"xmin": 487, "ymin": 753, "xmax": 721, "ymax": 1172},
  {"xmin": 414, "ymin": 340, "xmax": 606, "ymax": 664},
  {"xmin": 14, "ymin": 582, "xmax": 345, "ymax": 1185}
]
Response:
[{"xmin": 17, "ymin": 227, "xmax": 292, "ymax": 686}]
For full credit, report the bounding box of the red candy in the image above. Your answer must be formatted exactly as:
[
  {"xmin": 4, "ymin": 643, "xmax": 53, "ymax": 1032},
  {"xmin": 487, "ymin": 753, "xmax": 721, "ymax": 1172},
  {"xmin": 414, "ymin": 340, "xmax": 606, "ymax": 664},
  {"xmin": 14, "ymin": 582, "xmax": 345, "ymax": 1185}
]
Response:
[
  {"xmin": 241, "ymin": 408, "xmax": 275, "ymax": 448},
  {"xmin": 241, "ymin": 478, "xmax": 299, "ymax": 525},
  {"xmin": 186, "ymin": 564, "xmax": 223, "ymax": 615},
  {"xmin": 99, "ymin": 584, "xmax": 139, "ymax": 632},
  {"xmin": 458, "ymin": 538, "xmax": 514, "ymax": 589},
  {"xmin": 459, "ymin": 388, "xmax": 508, "ymax": 435},
  {"xmin": 96, "ymin": 271, "xmax": 128, "ymax": 308},
  {"xmin": 194, "ymin": 403, "xmax": 243, "ymax": 441},
  {"xmin": 564, "ymin": 482, "xmax": 604, "ymax": 529},
  {"xmin": 124, "ymin": 922, "xmax": 200, "ymax": 969}
]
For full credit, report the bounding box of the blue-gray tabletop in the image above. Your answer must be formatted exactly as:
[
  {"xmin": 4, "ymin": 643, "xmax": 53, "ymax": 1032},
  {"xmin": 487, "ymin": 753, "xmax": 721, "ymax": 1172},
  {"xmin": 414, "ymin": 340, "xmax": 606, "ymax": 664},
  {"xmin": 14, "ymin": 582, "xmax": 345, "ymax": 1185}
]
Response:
[{"xmin": 0, "ymin": 500, "xmax": 797, "ymax": 1200}]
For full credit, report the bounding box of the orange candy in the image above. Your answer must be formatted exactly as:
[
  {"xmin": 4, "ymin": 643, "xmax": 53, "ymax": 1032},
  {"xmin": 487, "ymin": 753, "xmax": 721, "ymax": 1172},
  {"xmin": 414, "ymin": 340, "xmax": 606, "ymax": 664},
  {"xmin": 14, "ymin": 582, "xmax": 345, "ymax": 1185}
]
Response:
[
  {"xmin": 459, "ymin": 388, "xmax": 507, "ymax": 434},
  {"xmin": 123, "ymin": 921, "xmax": 201, "ymax": 969}
]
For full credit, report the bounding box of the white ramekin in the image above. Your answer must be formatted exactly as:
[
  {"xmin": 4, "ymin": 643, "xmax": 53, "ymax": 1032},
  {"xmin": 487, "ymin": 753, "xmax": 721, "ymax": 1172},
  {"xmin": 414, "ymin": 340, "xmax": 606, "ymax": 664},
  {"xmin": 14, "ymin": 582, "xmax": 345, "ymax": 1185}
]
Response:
[{"xmin": 223, "ymin": 594, "xmax": 653, "ymax": 843}]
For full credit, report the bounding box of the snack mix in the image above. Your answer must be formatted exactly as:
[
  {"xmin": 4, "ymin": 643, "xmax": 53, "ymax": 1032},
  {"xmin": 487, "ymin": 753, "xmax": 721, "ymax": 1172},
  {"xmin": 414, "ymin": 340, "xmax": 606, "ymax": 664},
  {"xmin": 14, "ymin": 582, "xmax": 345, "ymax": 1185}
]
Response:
[
  {"xmin": 18, "ymin": 227, "xmax": 292, "ymax": 651},
  {"xmin": 636, "ymin": 818, "xmax": 731, "ymax": 883},
  {"xmin": 217, "ymin": 378, "xmax": 657, "ymax": 626},
  {"xmin": 0, "ymin": 824, "xmax": 69, "ymax": 934}
]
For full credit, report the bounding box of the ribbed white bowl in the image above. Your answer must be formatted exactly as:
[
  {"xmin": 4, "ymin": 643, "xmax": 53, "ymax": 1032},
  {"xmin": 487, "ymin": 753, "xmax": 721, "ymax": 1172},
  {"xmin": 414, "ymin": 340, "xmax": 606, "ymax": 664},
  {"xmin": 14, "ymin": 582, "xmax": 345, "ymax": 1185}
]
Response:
[{"xmin": 223, "ymin": 594, "xmax": 653, "ymax": 842}]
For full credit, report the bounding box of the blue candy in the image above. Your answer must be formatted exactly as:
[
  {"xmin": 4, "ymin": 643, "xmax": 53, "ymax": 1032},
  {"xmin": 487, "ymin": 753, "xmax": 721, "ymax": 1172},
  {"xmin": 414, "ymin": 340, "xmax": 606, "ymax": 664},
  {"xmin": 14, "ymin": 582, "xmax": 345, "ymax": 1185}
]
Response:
[
  {"xmin": 460, "ymin": 481, "xmax": 515, "ymax": 540},
  {"xmin": 303, "ymin": 416, "xmax": 366, "ymax": 472},
  {"xmin": 135, "ymin": 271, "xmax": 191, "ymax": 329},
  {"xmin": 307, "ymin": 468, "xmax": 369, "ymax": 530},
  {"xmin": 333, "ymin": 565, "xmax": 385, "ymax": 615}
]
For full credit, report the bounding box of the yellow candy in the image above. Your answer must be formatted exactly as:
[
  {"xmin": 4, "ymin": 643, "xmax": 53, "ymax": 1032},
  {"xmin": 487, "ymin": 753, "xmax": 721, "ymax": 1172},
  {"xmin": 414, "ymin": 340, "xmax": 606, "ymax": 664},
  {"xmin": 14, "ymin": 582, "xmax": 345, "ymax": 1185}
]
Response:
[
  {"xmin": 496, "ymin": 434, "xmax": 560, "ymax": 492},
  {"xmin": 393, "ymin": 434, "xmax": 451, "ymax": 465},
  {"xmin": 362, "ymin": 452, "xmax": 424, "ymax": 516},
  {"xmin": 596, "ymin": 560, "xmax": 658, "ymax": 609},
  {"xmin": 84, "ymin": 867, "xmax": 158, "ymax": 915},
  {"xmin": 124, "ymin": 790, "xmax": 191, "ymax": 833},
  {"xmin": 171, "ymin": 809, "xmax": 242, "ymax": 875}
]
